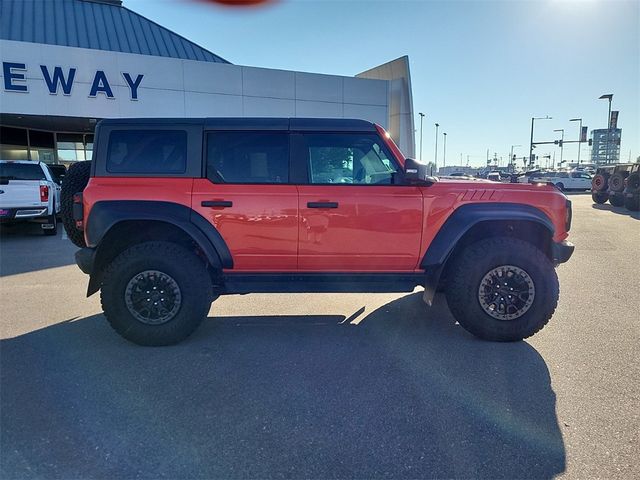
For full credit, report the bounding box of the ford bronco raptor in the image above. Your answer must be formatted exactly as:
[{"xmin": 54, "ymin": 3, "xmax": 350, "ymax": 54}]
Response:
[{"xmin": 63, "ymin": 118, "xmax": 574, "ymax": 346}]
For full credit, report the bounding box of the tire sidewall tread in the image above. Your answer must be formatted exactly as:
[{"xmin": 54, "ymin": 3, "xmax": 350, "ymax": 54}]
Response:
[
  {"xmin": 446, "ymin": 237, "xmax": 559, "ymax": 342},
  {"xmin": 100, "ymin": 241, "xmax": 212, "ymax": 346}
]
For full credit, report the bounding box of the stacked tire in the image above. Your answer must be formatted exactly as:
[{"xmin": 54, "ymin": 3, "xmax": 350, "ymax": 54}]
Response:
[
  {"xmin": 624, "ymin": 171, "xmax": 640, "ymax": 211},
  {"xmin": 591, "ymin": 172, "xmax": 609, "ymax": 204},
  {"xmin": 60, "ymin": 161, "xmax": 92, "ymax": 247}
]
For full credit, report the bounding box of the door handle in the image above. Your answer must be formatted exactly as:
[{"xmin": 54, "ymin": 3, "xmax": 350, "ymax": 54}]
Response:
[
  {"xmin": 201, "ymin": 200, "xmax": 233, "ymax": 208},
  {"xmin": 307, "ymin": 202, "xmax": 338, "ymax": 209}
]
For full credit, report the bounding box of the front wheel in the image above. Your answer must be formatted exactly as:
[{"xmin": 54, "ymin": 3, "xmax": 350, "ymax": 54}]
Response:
[
  {"xmin": 445, "ymin": 237, "xmax": 559, "ymax": 342},
  {"xmin": 100, "ymin": 241, "xmax": 213, "ymax": 346},
  {"xmin": 555, "ymin": 182, "xmax": 565, "ymax": 191}
]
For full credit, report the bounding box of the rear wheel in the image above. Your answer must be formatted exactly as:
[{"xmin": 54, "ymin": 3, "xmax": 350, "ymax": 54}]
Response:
[
  {"xmin": 445, "ymin": 237, "xmax": 558, "ymax": 342},
  {"xmin": 592, "ymin": 192, "xmax": 608, "ymax": 204},
  {"xmin": 609, "ymin": 194, "xmax": 624, "ymax": 207},
  {"xmin": 100, "ymin": 241, "xmax": 213, "ymax": 346},
  {"xmin": 624, "ymin": 194, "xmax": 640, "ymax": 211},
  {"xmin": 61, "ymin": 161, "xmax": 91, "ymax": 247}
]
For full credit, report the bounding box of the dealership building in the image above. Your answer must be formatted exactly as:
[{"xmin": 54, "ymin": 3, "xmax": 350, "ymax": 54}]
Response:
[{"xmin": 0, "ymin": 0, "xmax": 415, "ymax": 166}]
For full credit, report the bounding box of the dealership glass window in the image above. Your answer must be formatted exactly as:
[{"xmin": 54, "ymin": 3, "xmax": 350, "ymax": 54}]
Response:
[
  {"xmin": 0, "ymin": 126, "xmax": 29, "ymax": 160},
  {"xmin": 206, "ymin": 131, "xmax": 289, "ymax": 183},
  {"xmin": 107, "ymin": 130, "xmax": 187, "ymax": 174},
  {"xmin": 302, "ymin": 133, "xmax": 399, "ymax": 185},
  {"xmin": 29, "ymin": 130, "xmax": 56, "ymax": 164},
  {"xmin": 57, "ymin": 133, "xmax": 93, "ymax": 163}
]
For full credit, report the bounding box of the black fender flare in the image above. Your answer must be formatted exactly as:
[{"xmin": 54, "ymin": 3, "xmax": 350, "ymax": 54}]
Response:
[
  {"xmin": 85, "ymin": 200, "xmax": 233, "ymax": 295},
  {"xmin": 421, "ymin": 203, "xmax": 555, "ymax": 305}
]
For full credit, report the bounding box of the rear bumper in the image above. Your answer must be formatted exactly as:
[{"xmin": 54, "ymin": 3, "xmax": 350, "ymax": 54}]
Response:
[
  {"xmin": 75, "ymin": 247, "xmax": 95, "ymax": 275},
  {"xmin": 552, "ymin": 240, "xmax": 574, "ymax": 264},
  {"xmin": 0, "ymin": 206, "xmax": 49, "ymax": 223}
]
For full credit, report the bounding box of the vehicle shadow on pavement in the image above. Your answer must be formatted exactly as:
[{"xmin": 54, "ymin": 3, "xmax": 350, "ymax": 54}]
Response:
[
  {"xmin": 0, "ymin": 294, "xmax": 565, "ymax": 479},
  {"xmin": 591, "ymin": 203, "xmax": 640, "ymax": 220},
  {"xmin": 0, "ymin": 225, "xmax": 76, "ymax": 276}
]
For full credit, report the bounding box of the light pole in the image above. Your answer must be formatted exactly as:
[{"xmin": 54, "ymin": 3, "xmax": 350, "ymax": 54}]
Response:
[
  {"xmin": 553, "ymin": 128, "xmax": 564, "ymax": 167},
  {"xmin": 434, "ymin": 123, "xmax": 440, "ymax": 173},
  {"xmin": 442, "ymin": 132, "xmax": 447, "ymax": 169},
  {"xmin": 418, "ymin": 112, "xmax": 425, "ymax": 161},
  {"xmin": 570, "ymin": 118, "xmax": 583, "ymax": 164},
  {"xmin": 529, "ymin": 116, "xmax": 552, "ymax": 168},
  {"xmin": 509, "ymin": 145, "xmax": 522, "ymax": 172},
  {"xmin": 599, "ymin": 94, "xmax": 613, "ymax": 164}
]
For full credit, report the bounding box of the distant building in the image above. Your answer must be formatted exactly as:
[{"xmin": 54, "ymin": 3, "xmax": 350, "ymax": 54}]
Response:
[{"xmin": 590, "ymin": 128, "xmax": 622, "ymax": 164}]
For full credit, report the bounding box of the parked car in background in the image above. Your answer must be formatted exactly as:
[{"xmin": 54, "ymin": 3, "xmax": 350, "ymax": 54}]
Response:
[
  {"xmin": 623, "ymin": 163, "xmax": 639, "ymax": 211},
  {"xmin": 530, "ymin": 171, "xmax": 592, "ymax": 191},
  {"xmin": 0, "ymin": 160, "xmax": 61, "ymax": 235},
  {"xmin": 606, "ymin": 164, "xmax": 635, "ymax": 207},
  {"xmin": 591, "ymin": 165, "xmax": 616, "ymax": 204}
]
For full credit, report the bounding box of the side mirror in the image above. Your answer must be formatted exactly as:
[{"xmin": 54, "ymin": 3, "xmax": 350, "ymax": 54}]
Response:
[{"xmin": 403, "ymin": 158, "xmax": 436, "ymax": 185}]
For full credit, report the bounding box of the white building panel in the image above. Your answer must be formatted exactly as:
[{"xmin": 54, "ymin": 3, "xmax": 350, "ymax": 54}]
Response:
[
  {"xmin": 295, "ymin": 72, "xmax": 343, "ymax": 103},
  {"xmin": 241, "ymin": 67, "xmax": 295, "ymax": 100}
]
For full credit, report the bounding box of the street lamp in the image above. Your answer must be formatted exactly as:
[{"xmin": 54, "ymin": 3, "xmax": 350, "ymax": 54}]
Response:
[
  {"xmin": 442, "ymin": 132, "xmax": 447, "ymax": 169},
  {"xmin": 599, "ymin": 94, "xmax": 613, "ymax": 164},
  {"xmin": 418, "ymin": 112, "xmax": 425, "ymax": 162},
  {"xmin": 553, "ymin": 128, "xmax": 564, "ymax": 167},
  {"xmin": 509, "ymin": 144, "xmax": 522, "ymax": 172},
  {"xmin": 570, "ymin": 118, "xmax": 583, "ymax": 164},
  {"xmin": 529, "ymin": 116, "xmax": 552, "ymax": 168},
  {"xmin": 434, "ymin": 123, "xmax": 440, "ymax": 173}
]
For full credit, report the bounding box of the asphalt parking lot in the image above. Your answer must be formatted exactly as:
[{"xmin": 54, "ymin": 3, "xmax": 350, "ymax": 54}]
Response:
[{"xmin": 1, "ymin": 193, "xmax": 638, "ymax": 479}]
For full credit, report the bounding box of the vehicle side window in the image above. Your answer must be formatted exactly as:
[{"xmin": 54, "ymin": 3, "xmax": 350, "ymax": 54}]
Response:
[
  {"xmin": 558, "ymin": 172, "xmax": 569, "ymax": 178},
  {"xmin": 301, "ymin": 133, "xmax": 399, "ymax": 185},
  {"xmin": 206, "ymin": 131, "xmax": 289, "ymax": 184},
  {"xmin": 107, "ymin": 130, "xmax": 187, "ymax": 174}
]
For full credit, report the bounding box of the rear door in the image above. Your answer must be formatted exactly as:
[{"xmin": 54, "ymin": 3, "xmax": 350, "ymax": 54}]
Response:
[
  {"xmin": 293, "ymin": 131, "xmax": 423, "ymax": 271},
  {"xmin": 191, "ymin": 128, "xmax": 298, "ymax": 271}
]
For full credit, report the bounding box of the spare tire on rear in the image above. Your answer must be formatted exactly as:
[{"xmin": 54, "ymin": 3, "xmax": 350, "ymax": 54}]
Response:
[
  {"xmin": 61, "ymin": 161, "xmax": 92, "ymax": 247},
  {"xmin": 608, "ymin": 173, "xmax": 625, "ymax": 192},
  {"xmin": 626, "ymin": 172, "xmax": 640, "ymax": 192},
  {"xmin": 591, "ymin": 173, "xmax": 608, "ymax": 191}
]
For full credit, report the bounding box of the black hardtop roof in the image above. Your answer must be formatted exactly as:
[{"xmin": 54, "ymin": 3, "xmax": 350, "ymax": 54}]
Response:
[{"xmin": 97, "ymin": 118, "xmax": 378, "ymax": 132}]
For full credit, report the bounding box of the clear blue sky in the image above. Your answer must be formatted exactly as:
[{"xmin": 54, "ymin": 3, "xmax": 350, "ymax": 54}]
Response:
[{"xmin": 126, "ymin": 0, "xmax": 639, "ymax": 167}]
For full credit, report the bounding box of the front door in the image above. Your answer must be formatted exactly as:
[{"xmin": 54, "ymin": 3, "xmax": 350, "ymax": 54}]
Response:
[
  {"xmin": 192, "ymin": 130, "xmax": 298, "ymax": 271},
  {"xmin": 294, "ymin": 132, "xmax": 423, "ymax": 271}
]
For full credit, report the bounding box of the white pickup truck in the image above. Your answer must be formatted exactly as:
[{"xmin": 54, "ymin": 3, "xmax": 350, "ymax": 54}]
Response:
[{"xmin": 0, "ymin": 160, "xmax": 61, "ymax": 235}]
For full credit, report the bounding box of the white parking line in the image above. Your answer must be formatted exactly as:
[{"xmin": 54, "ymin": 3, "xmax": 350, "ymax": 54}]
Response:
[{"xmin": 61, "ymin": 229, "xmax": 67, "ymax": 240}]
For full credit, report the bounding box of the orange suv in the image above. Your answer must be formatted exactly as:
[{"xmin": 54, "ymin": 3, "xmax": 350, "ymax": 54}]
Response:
[{"xmin": 62, "ymin": 118, "xmax": 574, "ymax": 345}]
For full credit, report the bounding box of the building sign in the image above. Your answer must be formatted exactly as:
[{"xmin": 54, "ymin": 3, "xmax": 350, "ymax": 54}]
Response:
[
  {"xmin": 609, "ymin": 110, "xmax": 619, "ymax": 129},
  {"xmin": 2, "ymin": 62, "xmax": 144, "ymax": 100}
]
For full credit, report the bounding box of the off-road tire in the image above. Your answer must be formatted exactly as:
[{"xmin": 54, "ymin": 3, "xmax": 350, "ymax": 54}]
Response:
[
  {"xmin": 61, "ymin": 161, "xmax": 91, "ymax": 247},
  {"xmin": 100, "ymin": 241, "xmax": 213, "ymax": 346},
  {"xmin": 592, "ymin": 192, "xmax": 608, "ymax": 204},
  {"xmin": 624, "ymin": 194, "xmax": 640, "ymax": 211},
  {"xmin": 608, "ymin": 173, "xmax": 625, "ymax": 192},
  {"xmin": 609, "ymin": 194, "xmax": 624, "ymax": 207},
  {"xmin": 446, "ymin": 237, "xmax": 559, "ymax": 342},
  {"xmin": 626, "ymin": 172, "xmax": 640, "ymax": 192},
  {"xmin": 591, "ymin": 173, "xmax": 608, "ymax": 191}
]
